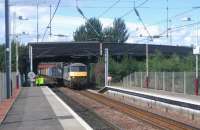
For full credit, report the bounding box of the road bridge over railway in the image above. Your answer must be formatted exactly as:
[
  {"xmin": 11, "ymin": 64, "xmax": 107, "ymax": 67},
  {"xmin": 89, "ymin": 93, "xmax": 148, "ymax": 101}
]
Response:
[{"xmin": 28, "ymin": 41, "xmax": 192, "ymax": 73}]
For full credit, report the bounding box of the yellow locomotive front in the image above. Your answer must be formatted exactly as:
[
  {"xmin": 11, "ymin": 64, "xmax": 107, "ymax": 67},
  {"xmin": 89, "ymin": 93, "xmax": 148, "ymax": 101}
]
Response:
[{"xmin": 63, "ymin": 63, "xmax": 88, "ymax": 89}]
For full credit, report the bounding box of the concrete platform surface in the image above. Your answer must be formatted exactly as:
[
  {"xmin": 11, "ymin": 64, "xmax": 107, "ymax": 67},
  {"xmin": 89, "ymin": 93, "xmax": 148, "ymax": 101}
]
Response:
[
  {"xmin": 106, "ymin": 86, "xmax": 200, "ymax": 111},
  {"xmin": 0, "ymin": 88, "xmax": 20, "ymax": 124},
  {"xmin": 108, "ymin": 86, "xmax": 200, "ymax": 105},
  {"xmin": 0, "ymin": 87, "xmax": 92, "ymax": 130}
]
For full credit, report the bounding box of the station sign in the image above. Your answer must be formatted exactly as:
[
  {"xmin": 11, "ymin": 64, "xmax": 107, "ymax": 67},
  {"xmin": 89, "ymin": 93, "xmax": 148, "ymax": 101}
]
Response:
[
  {"xmin": 193, "ymin": 46, "xmax": 200, "ymax": 55},
  {"xmin": 28, "ymin": 72, "xmax": 36, "ymax": 81}
]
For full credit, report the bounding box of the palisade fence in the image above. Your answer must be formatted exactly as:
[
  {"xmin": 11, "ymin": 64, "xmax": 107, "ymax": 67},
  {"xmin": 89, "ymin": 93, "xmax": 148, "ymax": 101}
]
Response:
[
  {"xmin": 0, "ymin": 72, "xmax": 19, "ymax": 103},
  {"xmin": 110, "ymin": 72, "xmax": 199, "ymax": 96}
]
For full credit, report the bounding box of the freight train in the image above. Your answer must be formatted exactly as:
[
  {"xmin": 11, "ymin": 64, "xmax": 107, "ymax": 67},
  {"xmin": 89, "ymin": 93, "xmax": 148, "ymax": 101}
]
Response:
[{"xmin": 38, "ymin": 63, "xmax": 88, "ymax": 89}]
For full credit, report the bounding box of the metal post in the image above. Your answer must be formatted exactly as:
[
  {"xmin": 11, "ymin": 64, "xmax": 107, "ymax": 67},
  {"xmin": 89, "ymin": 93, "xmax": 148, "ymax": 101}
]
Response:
[
  {"xmin": 126, "ymin": 76, "xmax": 128, "ymax": 88},
  {"xmin": 100, "ymin": 43, "xmax": 103, "ymax": 56},
  {"xmin": 172, "ymin": 72, "xmax": 175, "ymax": 92},
  {"xmin": 166, "ymin": 0, "xmax": 169, "ymax": 39},
  {"xmin": 16, "ymin": 37, "xmax": 19, "ymax": 89},
  {"xmin": 13, "ymin": 12, "xmax": 19, "ymax": 89},
  {"xmin": 13, "ymin": 12, "xmax": 16, "ymax": 43},
  {"xmin": 196, "ymin": 55, "xmax": 198, "ymax": 79},
  {"xmin": 145, "ymin": 44, "xmax": 149, "ymax": 88},
  {"xmin": 5, "ymin": 0, "xmax": 11, "ymax": 98},
  {"xmin": 123, "ymin": 77, "xmax": 124, "ymax": 87},
  {"xmin": 36, "ymin": 0, "xmax": 39, "ymax": 43},
  {"xmin": 29, "ymin": 45, "xmax": 33, "ymax": 87},
  {"xmin": 130, "ymin": 74, "xmax": 132, "ymax": 88},
  {"xmin": 141, "ymin": 72, "xmax": 143, "ymax": 88},
  {"xmin": 195, "ymin": 55, "xmax": 199, "ymax": 95},
  {"xmin": 184, "ymin": 71, "xmax": 186, "ymax": 94},
  {"xmin": 155, "ymin": 72, "xmax": 157, "ymax": 90},
  {"xmin": 169, "ymin": 20, "xmax": 172, "ymax": 45},
  {"xmin": 104, "ymin": 48, "xmax": 108, "ymax": 87},
  {"xmin": 134, "ymin": 72, "xmax": 136, "ymax": 87},
  {"xmin": 49, "ymin": 4, "xmax": 52, "ymax": 40},
  {"xmin": 29, "ymin": 46, "xmax": 33, "ymax": 73},
  {"xmin": 163, "ymin": 72, "xmax": 165, "ymax": 91},
  {"xmin": 194, "ymin": 23, "xmax": 199, "ymax": 96}
]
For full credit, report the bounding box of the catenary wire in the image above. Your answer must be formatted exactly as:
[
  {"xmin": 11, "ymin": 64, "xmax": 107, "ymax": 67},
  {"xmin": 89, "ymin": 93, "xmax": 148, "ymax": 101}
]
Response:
[
  {"xmin": 41, "ymin": 0, "xmax": 62, "ymax": 42},
  {"xmin": 98, "ymin": 0, "xmax": 121, "ymax": 18},
  {"xmin": 136, "ymin": 0, "xmax": 150, "ymax": 8}
]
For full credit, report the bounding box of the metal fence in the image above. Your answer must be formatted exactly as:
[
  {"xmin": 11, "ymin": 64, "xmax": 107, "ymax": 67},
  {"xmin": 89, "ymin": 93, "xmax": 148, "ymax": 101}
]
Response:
[
  {"xmin": 110, "ymin": 72, "xmax": 198, "ymax": 96},
  {"xmin": 0, "ymin": 72, "xmax": 20, "ymax": 103}
]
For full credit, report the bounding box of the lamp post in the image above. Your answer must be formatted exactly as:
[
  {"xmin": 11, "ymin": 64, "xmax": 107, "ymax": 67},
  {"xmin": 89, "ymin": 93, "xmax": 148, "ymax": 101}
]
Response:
[
  {"xmin": 194, "ymin": 23, "xmax": 199, "ymax": 96},
  {"xmin": 180, "ymin": 16, "xmax": 199, "ymax": 95},
  {"xmin": 145, "ymin": 42, "xmax": 149, "ymax": 88},
  {"xmin": 105, "ymin": 48, "xmax": 109, "ymax": 87},
  {"xmin": 140, "ymin": 35, "xmax": 162, "ymax": 88},
  {"xmin": 13, "ymin": 12, "xmax": 29, "ymax": 89},
  {"xmin": 36, "ymin": 0, "xmax": 39, "ymax": 43},
  {"xmin": 193, "ymin": 45, "xmax": 199, "ymax": 96}
]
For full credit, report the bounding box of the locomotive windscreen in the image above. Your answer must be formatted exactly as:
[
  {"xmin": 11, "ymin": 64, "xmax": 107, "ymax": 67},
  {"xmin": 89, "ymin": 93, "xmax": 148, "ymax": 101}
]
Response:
[{"xmin": 70, "ymin": 66, "xmax": 87, "ymax": 72}]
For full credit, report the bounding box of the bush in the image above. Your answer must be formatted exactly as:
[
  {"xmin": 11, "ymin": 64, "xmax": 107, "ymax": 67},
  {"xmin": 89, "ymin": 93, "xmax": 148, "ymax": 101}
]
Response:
[{"xmin": 109, "ymin": 52, "xmax": 195, "ymax": 81}]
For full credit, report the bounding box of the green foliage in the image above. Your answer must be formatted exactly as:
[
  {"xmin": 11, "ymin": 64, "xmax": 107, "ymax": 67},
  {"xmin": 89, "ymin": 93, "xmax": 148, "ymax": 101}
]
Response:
[
  {"xmin": 85, "ymin": 18, "xmax": 103, "ymax": 41},
  {"xmin": 73, "ymin": 18, "xmax": 103, "ymax": 41},
  {"xmin": 102, "ymin": 27, "xmax": 113, "ymax": 42},
  {"xmin": 73, "ymin": 17, "xmax": 129, "ymax": 43},
  {"xmin": 148, "ymin": 52, "xmax": 195, "ymax": 72},
  {"xmin": 18, "ymin": 44, "xmax": 27, "ymax": 74},
  {"xmin": 111, "ymin": 18, "xmax": 129, "ymax": 43},
  {"xmin": 109, "ymin": 52, "xmax": 196, "ymax": 81},
  {"xmin": 109, "ymin": 56, "xmax": 145, "ymax": 81},
  {"xmin": 0, "ymin": 41, "xmax": 27, "ymax": 73},
  {"xmin": 0, "ymin": 44, "xmax": 5, "ymax": 71},
  {"xmin": 73, "ymin": 25, "xmax": 87, "ymax": 41}
]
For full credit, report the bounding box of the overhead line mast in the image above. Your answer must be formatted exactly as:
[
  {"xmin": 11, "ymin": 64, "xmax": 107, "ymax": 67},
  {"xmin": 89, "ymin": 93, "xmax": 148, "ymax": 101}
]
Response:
[
  {"xmin": 41, "ymin": 0, "xmax": 62, "ymax": 41},
  {"xmin": 166, "ymin": 0, "xmax": 169, "ymax": 39},
  {"xmin": 49, "ymin": 4, "xmax": 52, "ymax": 40},
  {"xmin": 37, "ymin": 0, "xmax": 39, "ymax": 43},
  {"xmin": 5, "ymin": 0, "xmax": 11, "ymax": 98}
]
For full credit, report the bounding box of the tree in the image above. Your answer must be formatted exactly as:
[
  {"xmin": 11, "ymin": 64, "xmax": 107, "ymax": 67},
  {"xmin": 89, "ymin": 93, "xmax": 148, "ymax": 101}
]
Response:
[
  {"xmin": 85, "ymin": 18, "xmax": 103, "ymax": 41},
  {"xmin": 103, "ymin": 18, "xmax": 129, "ymax": 43},
  {"xmin": 102, "ymin": 27, "xmax": 113, "ymax": 42},
  {"xmin": 0, "ymin": 40, "xmax": 27, "ymax": 73},
  {"xmin": 0, "ymin": 44, "xmax": 5, "ymax": 71},
  {"xmin": 73, "ymin": 17, "xmax": 129, "ymax": 43},
  {"xmin": 74, "ymin": 25, "xmax": 87, "ymax": 41},
  {"xmin": 111, "ymin": 18, "xmax": 129, "ymax": 43},
  {"xmin": 73, "ymin": 18, "xmax": 103, "ymax": 41}
]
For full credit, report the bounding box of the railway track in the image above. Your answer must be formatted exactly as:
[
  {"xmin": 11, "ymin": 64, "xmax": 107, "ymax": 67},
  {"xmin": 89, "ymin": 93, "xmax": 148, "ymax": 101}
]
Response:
[
  {"xmin": 51, "ymin": 87, "xmax": 120, "ymax": 130},
  {"xmin": 79, "ymin": 90, "xmax": 199, "ymax": 130}
]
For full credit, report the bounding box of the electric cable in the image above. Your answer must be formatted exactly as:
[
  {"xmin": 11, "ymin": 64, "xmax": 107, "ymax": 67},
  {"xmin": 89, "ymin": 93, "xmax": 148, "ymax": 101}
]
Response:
[
  {"xmin": 76, "ymin": 0, "xmax": 101, "ymax": 37},
  {"xmin": 136, "ymin": 0, "xmax": 149, "ymax": 8},
  {"xmin": 41, "ymin": 0, "xmax": 62, "ymax": 41},
  {"xmin": 148, "ymin": 8, "xmax": 197, "ymax": 27},
  {"xmin": 134, "ymin": 7, "xmax": 153, "ymax": 41},
  {"xmin": 98, "ymin": 0, "xmax": 121, "ymax": 18}
]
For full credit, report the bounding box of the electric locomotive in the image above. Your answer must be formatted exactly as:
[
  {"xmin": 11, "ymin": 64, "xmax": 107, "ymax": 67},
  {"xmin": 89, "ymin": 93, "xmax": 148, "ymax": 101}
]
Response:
[{"xmin": 63, "ymin": 63, "xmax": 88, "ymax": 88}]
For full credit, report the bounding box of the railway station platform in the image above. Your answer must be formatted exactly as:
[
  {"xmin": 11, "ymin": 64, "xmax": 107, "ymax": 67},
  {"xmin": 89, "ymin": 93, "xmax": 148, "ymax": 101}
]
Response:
[
  {"xmin": 103, "ymin": 86, "xmax": 200, "ymax": 128},
  {"xmin": 105, "ymin": 86, "xmax": 200, "ymax": 110},
  {"xmin": 0, "ymin": 86, "xmax": 92, "ymax": 130}
]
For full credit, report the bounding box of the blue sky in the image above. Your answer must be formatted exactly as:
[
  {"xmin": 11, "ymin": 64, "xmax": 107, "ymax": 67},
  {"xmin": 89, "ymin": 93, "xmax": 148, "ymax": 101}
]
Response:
[{"xmin": 0, "ymin": 0, "xmax": 200, "ymax": 46}]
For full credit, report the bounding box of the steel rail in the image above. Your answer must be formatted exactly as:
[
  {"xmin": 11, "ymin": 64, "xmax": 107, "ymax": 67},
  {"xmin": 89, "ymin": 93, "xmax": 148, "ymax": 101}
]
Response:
[{"xmin": 80, "ymin": 91, "xmax": 199, "ymax": 130}]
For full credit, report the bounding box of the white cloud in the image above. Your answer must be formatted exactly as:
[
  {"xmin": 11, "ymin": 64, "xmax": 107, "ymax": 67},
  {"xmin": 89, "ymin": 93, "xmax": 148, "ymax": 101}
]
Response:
[
  {"xmin": 10, "ymin": 6, "xmax": 49, "ymax": 19},
  {"xmin": 0, "ymin": 4, "xmax": 197, "ymax": 46},
  {"xmin": 100, "ymin": 18, "xmax": 113, "ymax": 28}
]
